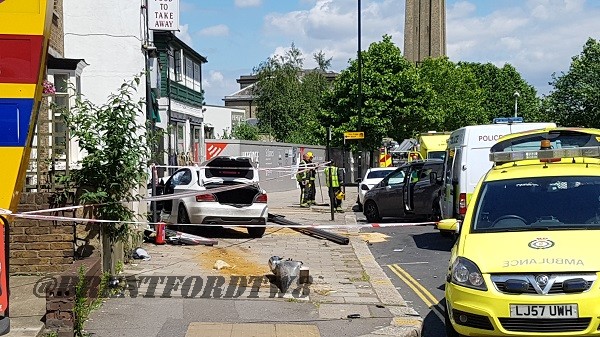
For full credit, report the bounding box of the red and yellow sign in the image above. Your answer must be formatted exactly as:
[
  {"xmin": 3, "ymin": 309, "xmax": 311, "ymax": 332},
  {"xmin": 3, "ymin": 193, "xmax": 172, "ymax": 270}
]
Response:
[{"xmin": 0, "ymin": 0, "xmax": 54, "ymax": 332}]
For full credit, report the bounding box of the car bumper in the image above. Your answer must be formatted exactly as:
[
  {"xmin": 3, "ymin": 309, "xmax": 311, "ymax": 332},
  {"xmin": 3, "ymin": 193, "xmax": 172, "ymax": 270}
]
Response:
[
  {"xmin": 358, "ymin": 189, "xmax": 367, "ymax": 204},
  {"xmin": 188, "ymin": 203, "xmax": 268, "ymax": 225},
  {"xmin": 446, "ymin": 277, "xmax": 600, "ymax": 336}
]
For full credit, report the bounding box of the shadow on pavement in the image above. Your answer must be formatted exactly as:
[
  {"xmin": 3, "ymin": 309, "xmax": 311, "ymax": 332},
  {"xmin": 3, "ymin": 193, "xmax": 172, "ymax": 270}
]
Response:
[
  {"xmin": 411, "ymin": 232, "xmax": 455, "ymax": 252},
  {"xmin": 420, "ymin": 299, "xmax": 447, "ymax": 337},
  {"xmin": 167, "ymin": 225, "xmax": 256, "ymax": 240}
]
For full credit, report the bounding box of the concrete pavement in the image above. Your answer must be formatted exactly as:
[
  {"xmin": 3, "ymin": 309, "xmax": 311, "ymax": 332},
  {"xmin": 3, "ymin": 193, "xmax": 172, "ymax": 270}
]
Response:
[
  {"xmin": 84, "ymin": 185, "xmax": 422, "ymax": 337},
  {"xmin": 6, "ymin": 185, "xmax": 423, "ymax": 337}
]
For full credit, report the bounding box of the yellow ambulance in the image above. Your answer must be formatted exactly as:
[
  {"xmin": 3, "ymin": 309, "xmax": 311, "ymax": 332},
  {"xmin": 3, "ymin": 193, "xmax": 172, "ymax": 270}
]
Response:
[{"xmin": 443, "ymin": 128, "xmax": 600, "ymax": 336}]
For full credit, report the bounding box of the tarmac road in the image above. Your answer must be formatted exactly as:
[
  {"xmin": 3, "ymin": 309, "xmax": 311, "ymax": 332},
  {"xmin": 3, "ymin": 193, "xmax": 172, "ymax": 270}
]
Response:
[{"xmin": 354, "ymin": 207, "xmax": 455, "ymax": 337}]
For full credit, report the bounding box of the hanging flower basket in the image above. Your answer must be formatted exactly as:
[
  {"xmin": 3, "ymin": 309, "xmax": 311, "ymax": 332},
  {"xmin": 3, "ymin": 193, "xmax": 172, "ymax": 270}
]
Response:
[{"xmin": 42, "ymin": 80, "xmax": 56, "ymax": 95}]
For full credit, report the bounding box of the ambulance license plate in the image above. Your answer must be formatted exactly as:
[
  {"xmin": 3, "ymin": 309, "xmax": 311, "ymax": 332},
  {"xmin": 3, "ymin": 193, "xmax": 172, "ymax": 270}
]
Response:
[{"xmin": 510, "ymin": 304, "xmax": 578, "ymax": 319}]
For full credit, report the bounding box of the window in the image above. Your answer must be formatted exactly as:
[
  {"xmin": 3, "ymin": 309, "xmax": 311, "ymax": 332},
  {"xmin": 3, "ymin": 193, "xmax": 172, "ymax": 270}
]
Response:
[
  {"xmin": 169, "ymin": 48, "xmax": 183, "ymax": 82},
  {"xmin": 185, "ymin": 57, "xmax": 193, "ymax": 88},
  {"xmin": 193, "ymin": 63, "xmax": 201, "ymax": 91},
  {"xmin": 473, "ymin": 177, "xmax": 600, "ymax": 231},
  {"xmin": 385, "ymin": 169, "xmax": 406, "ymax": 186},
  {"xmin": 176, "ymin": 122, "xmax": 185, "ymax": 153}
]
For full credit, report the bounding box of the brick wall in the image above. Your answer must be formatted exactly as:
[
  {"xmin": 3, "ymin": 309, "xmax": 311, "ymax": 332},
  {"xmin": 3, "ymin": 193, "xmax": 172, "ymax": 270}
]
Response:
[
  {"xmin": 9, "ymin": 193, "xmax": 74, "ymax": 274},
  {"xmin": 49, "ymin": 0, "xmax": 64, "ymax": 56}
]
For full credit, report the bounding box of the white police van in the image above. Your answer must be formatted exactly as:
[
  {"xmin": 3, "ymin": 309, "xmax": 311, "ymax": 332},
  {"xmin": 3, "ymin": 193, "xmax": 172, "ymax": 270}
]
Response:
[{"xmin": 440, "ymin": 118, "xmax": 556, "ymax": 223}]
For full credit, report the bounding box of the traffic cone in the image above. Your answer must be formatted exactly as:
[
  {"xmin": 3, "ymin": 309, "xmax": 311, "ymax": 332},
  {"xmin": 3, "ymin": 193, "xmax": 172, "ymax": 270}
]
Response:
[{"xmin": 155, "ymin": 222, "xmax": 166, "ymax": 245}]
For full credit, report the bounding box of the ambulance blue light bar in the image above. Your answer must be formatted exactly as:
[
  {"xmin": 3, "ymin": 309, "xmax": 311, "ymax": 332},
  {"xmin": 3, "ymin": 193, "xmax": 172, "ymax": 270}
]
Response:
[
  {"xmin": 493, "ymin": 117, "xmax": 524, "ymax": 124},
  {"xmin": 490, "ymin": 146, "xmax": 600, "ymax": 163}
]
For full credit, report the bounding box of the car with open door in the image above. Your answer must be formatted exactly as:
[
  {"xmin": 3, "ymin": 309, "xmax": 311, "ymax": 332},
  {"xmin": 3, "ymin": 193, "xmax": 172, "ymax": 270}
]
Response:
[
  {"xmin": 157, "ymin": 156, "xmax": 268, "ymax": 238},
  {"xmin": 362, "ymin": 160, "xmax": 443, "ymax": 223}
]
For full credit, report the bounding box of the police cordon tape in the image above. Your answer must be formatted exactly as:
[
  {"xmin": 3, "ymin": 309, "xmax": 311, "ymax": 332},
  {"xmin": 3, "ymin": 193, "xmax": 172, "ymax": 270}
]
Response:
[
  {"xmin": 6, "ymin": 161, "xmax": 333, "ymax": 215},
  {"xmin": 152, "ymin": 161, "xmax": 332, "ymax": 172},
  {"xmin": 0, "ymin": 159, "xmax": 435, "ymax": 229},
  {"xmin": 0, "ymin": 209, "xmax": 436, "ymax": 229}
]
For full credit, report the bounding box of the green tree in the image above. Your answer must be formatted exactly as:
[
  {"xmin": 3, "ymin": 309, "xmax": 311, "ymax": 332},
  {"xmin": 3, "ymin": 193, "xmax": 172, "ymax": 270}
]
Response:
[
  {"xmin": 253, "ymin": 44, "xmax": 331, "ymax": 144},
  {"xmin": 459, "ymin": 62, "xmax": 542, "ymax": 122},
  {"xmin": 544, "ymin": 38, "xmax": 600, "ymax": 127},
  {"xmin": 254, "ymin": 44, "xmax": 304, "ymax": 142},
  {"xmin": 417, "ymin": 57, "xmax": 486, "ymax": 131},
  {"xmin": 321, "ymin": 35, "xmax": 427, "ymax": 150},
  {"xmin": 232, "ymin": 122, "xmax": 260, "ymax": 141},
  {"xmin": 60, "ymin": 77, "xmax": 152, "ymax": 273}
]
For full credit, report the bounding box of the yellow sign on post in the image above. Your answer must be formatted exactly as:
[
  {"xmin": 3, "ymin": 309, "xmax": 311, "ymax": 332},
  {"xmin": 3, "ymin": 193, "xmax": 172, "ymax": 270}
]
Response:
[{"xmin": 344, "ymin": 132, "xmax": 364, "ymax": 140}]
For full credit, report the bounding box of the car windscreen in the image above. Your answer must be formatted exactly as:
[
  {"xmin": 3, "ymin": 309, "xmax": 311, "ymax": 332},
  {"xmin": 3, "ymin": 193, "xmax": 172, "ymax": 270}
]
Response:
[
  {"xmin": 427, "ymin": 151, "xmax": 446, "ymax": 161},
  {"xmin": 472, "ymin": 176, "xmax": 600, "ymax": 232},
  {"xmin": 367, "ymin": 170, "xmax": 395, "ymax": 179},
  {"xmin": 205, "ymin": 158, "xmax": 254, "ymax": 180}
]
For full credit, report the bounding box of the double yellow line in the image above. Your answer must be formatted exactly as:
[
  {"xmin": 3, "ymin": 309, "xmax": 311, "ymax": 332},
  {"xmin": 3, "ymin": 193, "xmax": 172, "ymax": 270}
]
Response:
[{"xmin": 388, "ymin": 263, "xmax": 445, "ymax": 320}]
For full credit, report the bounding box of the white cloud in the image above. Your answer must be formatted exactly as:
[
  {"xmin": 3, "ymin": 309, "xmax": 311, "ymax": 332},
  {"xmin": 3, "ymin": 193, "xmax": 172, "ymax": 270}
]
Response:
[
  {"xmin": 235, "ymin": 0, "xmax": 262, "ymax": 8},
  {"xmin": 500, "ymin": 36, "xmax": 522, "ymax": 50},
  {"xmin": 202, "ymin": 70, "xmax": 243, "ymax": 105},
  {"xmin": 263, "ymin": 0, "xmax": 405, "ymax": 72},
  {"xmin": 450, "ymin": 1, "xmax": 476, "ymax": 18},
  {"xmin": 202, "ymin": 70, "xmax": 225, "ymax": 89},
  {"xmin": 198, "ymin": 24, "xmax": 230, "ymax": 37},
  {"xmin": 175, "ymin": 24, "xmax": 193, "ymax": 47}
]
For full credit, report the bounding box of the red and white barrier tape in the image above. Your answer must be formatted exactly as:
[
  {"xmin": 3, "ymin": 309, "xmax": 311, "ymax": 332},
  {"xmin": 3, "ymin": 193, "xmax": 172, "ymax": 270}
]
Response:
[{"xmin": 0, "ymin": 209, "xmax": 434, "ymax": 229}]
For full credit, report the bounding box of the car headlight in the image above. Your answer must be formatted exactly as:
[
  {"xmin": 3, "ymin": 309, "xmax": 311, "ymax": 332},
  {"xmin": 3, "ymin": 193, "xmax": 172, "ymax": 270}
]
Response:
[
  {"xmin": 451, "ymin": 257, "xmax": 487, "ymax": 291},
  {"xmin": 360, "ymin": 184, "xmax": 370, "ymax": 191}
]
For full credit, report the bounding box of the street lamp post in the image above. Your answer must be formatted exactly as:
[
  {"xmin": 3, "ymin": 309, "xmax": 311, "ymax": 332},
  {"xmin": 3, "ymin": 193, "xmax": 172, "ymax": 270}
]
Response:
[
  {"xmin": 357, "ymin": 0, "xmax": 363, "ymax": 181},
  {"xmin": 514, "ymin": 91, "xmax": 520, "ymax": 118}
]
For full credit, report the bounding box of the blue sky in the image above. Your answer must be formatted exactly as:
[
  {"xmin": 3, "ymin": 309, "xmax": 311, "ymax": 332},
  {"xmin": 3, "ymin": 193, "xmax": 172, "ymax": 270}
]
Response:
[{"xmin": 175, "ymin": 0, "xmax": 600, "ymax": 106}]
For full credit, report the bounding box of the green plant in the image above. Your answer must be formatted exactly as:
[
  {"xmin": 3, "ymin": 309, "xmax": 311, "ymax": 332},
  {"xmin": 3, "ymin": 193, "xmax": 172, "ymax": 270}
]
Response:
[
  {"xmin": 349, "ymin": 270, "xmax": 370, "ymax": 282},
  {"xmin": 51, "ymin": 76, "xmax": 155, "ymax": 262},
  {"xmin": 73, "ymin": 266, "xmax": 110, "ymax": 336}
]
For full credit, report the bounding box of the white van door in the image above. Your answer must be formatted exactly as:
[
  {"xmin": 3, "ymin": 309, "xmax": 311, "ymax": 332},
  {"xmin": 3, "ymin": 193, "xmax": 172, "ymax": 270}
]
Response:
[{"xmin": 442, "ymin": 147, "xmax": 464, "ymax": 219}]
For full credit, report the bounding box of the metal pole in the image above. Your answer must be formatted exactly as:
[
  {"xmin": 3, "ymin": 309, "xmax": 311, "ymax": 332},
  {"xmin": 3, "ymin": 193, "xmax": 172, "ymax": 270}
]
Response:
[
  {"xmin": 514, "ymin": 91, "xmax": 520, "ymax": 118},
  {"xmin": 342, "ymin": 138, "xmax": 346, "ymax": 196},
  {"xmin": 151, "ymin": 164, "xmax": 157, "ymax": 223},
  {"xmin": 357, "ymin": 0, "xmax": 363, "ymax": 182},
  {"xmin": 327, "ymin": 126, "xmax": 334, "ymax": 221}
]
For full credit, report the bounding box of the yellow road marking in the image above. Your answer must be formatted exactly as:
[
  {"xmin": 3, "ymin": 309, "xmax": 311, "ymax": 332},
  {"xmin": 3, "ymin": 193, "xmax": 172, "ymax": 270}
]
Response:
[{"xmin": 388, "ymin": 264, "xmax": 445, "ymax": 320}]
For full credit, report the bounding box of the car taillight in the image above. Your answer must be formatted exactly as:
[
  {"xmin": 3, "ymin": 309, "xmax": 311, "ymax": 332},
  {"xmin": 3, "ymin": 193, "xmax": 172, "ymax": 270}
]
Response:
[
  {"xmin": 255, "ymin": 193, "xmax": 268, "ymax": 203},
  {"xmin": 459, "ymin": 193, "xmax": 467, "ymax": 215},
  {"xmin": 360, "ymin": 184, "xmax": 370, "ymax": 191},
  {"xmin": 196, "ymin": 193, "xmax": 216, "ymax": 202}
]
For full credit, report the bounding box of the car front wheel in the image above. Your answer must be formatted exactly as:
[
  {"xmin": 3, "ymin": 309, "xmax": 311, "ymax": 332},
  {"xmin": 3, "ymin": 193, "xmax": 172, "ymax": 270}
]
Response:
[{"xmin": 364, "ymin": 201, "xmax": 381, "ymax": 223}]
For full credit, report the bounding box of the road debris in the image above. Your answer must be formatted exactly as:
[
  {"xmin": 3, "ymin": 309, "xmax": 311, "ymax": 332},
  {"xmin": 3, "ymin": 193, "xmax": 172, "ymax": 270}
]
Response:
[{"xmin": 213, "ymin": 260, "xmax": 231, "ymax": 270}]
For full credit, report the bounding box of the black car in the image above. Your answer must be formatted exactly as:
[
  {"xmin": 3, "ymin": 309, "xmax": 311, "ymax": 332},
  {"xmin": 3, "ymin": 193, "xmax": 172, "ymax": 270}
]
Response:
[{"xmin": 362, "ymin": 160, "xmax": 443, "ymax": 222}]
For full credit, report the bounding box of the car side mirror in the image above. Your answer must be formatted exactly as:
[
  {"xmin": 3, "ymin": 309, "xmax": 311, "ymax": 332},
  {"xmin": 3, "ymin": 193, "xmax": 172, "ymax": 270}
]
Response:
[{"xmin": 356, "ymin": 178, "xmax": 362, "ymax": 183}]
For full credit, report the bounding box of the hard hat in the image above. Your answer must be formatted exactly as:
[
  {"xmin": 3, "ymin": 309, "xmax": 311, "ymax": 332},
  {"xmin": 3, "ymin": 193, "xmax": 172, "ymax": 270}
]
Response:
[
  {"xmin": 336, "ymin": 191, "xmax": 344, "ymax": 200},
  {"xmin": 306, "ymin": 151, "xmax": 314, "ymax": 158}
]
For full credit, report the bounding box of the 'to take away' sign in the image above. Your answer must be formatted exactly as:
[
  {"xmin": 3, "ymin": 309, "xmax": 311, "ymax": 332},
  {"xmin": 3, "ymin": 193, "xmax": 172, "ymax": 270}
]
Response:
[
  {"xmin": 344, "ymin": 132, "xmax": 365, "ymax": 140},
  {"xmin": 149, "ymin": 0, "xmax": 179, "ymax": 31}
]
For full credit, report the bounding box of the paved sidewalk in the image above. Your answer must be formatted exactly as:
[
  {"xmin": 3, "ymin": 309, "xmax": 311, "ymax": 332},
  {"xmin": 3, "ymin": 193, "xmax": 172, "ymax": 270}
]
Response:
[
  {"xmin": 5, "ymin": 276, "xmax": 45, "ymax": 337},
  {"xmin": 84, "ymin": 185, "xmax": 422, "ymax": 337}
]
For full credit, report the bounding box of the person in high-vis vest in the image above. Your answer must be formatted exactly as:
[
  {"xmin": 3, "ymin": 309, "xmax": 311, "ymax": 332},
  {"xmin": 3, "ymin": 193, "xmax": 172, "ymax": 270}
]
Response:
[
  {"xmin": 297, "ymin": 152, "xmax": 316, "ymax": 207},
  {"xmin": 324, "ymin": 161, "xmax": 344, "ymax": 212}
]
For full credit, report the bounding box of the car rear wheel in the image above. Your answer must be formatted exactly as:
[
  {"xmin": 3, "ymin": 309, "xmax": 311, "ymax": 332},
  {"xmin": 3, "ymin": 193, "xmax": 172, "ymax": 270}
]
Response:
[
  {"xmin": 176, "ymin": 204, "xmax": 190, "ymax": 231},
  {"xmin": 364, "ymin": 201, "xmax": 381, "ymax": 223},
  {"xmin": 247, "ymin": 226, "xmax": 266, "ymax": 238}
]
